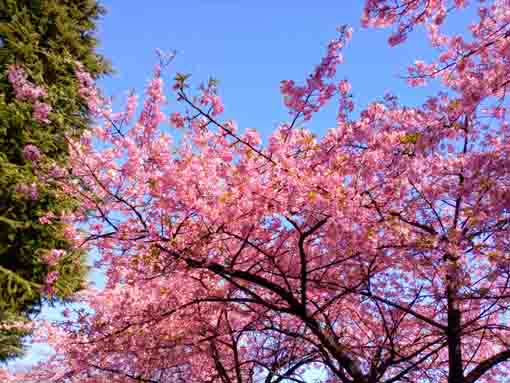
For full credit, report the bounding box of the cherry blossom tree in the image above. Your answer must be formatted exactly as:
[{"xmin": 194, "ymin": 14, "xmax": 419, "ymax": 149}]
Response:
[{"xmin": 7, "ymin": 1, "xmax": 510, "ymax": 382}]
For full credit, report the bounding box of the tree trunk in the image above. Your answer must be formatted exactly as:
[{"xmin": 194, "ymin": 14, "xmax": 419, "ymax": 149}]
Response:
[{"xmin": 447, "ymin": 258, "xmax": 464, "ymax": 383}]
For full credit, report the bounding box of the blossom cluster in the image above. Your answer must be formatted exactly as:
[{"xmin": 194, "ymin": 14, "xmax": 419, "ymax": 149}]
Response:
[
  {"xmin": 199, "ymin": 91, "xmax": 225, "ymax": 116},
  {"xmin": 22, "ymin": 144, "xmax": 41, "ymax": 162},
  {"xmin": 7, "ymin": 65, "xmax": 52, "ymax": 123},
  {"xmin": 280, "ymin": 26, "xmax": 352, "ymax": 121},
  {"xmin": 43, "ymin": 249, "xmax": 66, "ymax": 266},
  {"xmin": 75, "ymin": 64, "xmax": 103, "ymax": 117},
  {"xmin": 15, "ymin": 182, "xmax": 38, "ymax": 201}
]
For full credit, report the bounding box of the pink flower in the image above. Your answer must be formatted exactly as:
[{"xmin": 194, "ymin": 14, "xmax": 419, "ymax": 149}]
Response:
[
  {"xmin": 16, "ymin": 183, "xmax": 39, "ymax": 201},
  {"xmin": 7, "ymin": 65, "xmax": 52, "ymax": 124},
  {"xmin": 224, "ymin": 120, "xmax": 238, "ymax": 134},
  {"xmin": 388, "ymin": 32, "xmax": 407, "ymax": 46},
  {"xmin": 43, "ymin": 271, "xmax": 60, "ymax": 295},
  {"xmin": 279, "ymin": 30, "xmax": 347, "ymax": 119},
  {"xmin": 45, "ymin": 271, "xmax": 59, "ymax": 284},
  {"xmin": 28, "ymin": 184, "xmax": 39, "ymax": 200},
  {"xmin": 23, "ymin": 144, "xmax": 41, "ymax": 162},
  {"xmin": 32, "ymin": 101, "xmax": 52, "ymax": 123},
  {"xmin": 7, "ymin": 65, "xmax": 47, "ymax": 101},
  {"xmin": 170, "ymin": 112, "xmax": 185, "ymax": 128},
  {"xmin": 210, "ymin": 95, "xmax": 224, "ymax": 115},
  {"xmin": 75, "ymin": 64, "xmax": 103, "ymax": 116},
  {"xmin": 344, "ymin": 26, "xmax": 353, "ymax": 41},
  {"xmin": 200, "ymin": 92, "xmax": 224, "ymax": 116},
  {"xmin": 125, "ymin": 93, "xmax": 138, "ymax": 123},
  {"xmin": 454, "ymin": 0, "xmax": 466, "ymax": 8},
  {"xmin": 49, "ymin": 166, "xmax": 66, "ymax": 178},
  {"xmin": 338, "ymin": 80, "xmax": 351, "ymax": 95},
  {"xmin": 243, "ymin": 129, "xmax": 261, "ymax": 146},
  {"xmin": 221, "ymin": 152, "xmax": 233, "ymax": 162},
  {"xmin": 43, "ymin": 249, "xmax": 66, "ymax": 266},
  {"xmin": 39, "ymin": 212, "xmax": 56, "ymax": 224}
]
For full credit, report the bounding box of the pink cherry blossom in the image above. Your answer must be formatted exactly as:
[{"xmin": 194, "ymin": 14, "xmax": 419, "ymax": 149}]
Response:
[
  {"xmin": 32, "ymin": 100, "xmax": 52, "ymax": 123},
  {"xmin": 15, "ymin": 182, "xmax": 38, "ymax": 201},
  {"xmin": 43, "ymin": 249, "xmax": 66, "ymax": 266},
  {"xmin": 7, "ymin": 65, "xmax": 52, "ymax": 124},
  {"xmin": 170, "ymin": 111, "xmax": 185, "ymax": 128},
  {"xmin": 22, "ymin": 144, "xmax": 41, "ymax": 162}
]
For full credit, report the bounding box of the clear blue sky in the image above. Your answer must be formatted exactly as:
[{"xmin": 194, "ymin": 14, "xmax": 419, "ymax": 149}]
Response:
[
  {"xmin": 95, "ymin": 0, "xmax": 443, "ymax": 137},
  {"xmin": 8, "ymin": 0, "xmax": 475, "ymax": 372}
]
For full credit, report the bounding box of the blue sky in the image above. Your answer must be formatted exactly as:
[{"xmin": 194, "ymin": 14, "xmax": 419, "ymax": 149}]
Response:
[
  {"xmin": 8, "ymin": 0, "xmax": 477, "ymax": 373},
  {"xmin": 95, "ymin": 0, "xmax": 441, "ymax": 137}
]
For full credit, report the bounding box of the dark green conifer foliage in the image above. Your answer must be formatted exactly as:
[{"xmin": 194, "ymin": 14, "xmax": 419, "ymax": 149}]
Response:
[{"xmin": 0, "ymin": 0, "xmax": 110, "ymax": 360}]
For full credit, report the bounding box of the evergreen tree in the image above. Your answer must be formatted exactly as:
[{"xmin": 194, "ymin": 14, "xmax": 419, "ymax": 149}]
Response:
[{"xmin": 0, "ymin": 0, "xmax": 110, "ymax": 360}]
